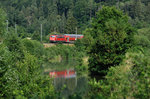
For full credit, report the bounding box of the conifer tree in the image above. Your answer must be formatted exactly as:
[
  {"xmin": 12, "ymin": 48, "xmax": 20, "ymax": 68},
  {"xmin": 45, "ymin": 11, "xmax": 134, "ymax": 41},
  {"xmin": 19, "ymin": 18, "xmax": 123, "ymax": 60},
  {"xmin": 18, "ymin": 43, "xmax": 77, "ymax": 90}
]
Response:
[
  {"xmin": 0, "ymin": 8, "xmax": 6, "ymax": 42},
  {"xmin": 65, "ymin": 11, "xmax": 78, "ymax": 34}
]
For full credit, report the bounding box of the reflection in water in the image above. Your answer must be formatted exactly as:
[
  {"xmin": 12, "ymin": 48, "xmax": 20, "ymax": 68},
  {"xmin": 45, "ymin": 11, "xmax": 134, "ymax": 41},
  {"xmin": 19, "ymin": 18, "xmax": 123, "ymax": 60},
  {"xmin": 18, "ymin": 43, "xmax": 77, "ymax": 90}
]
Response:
[
  {"xmin": 44, "ymin": 59, "xmax": 88, "ymax": 98},
  {"xmin": 49, "ymin": 69, "xmax": 77, "ymax": 93},
  {"xmin": 49, "ymin": 69, "xmax": 76, "ymax": 78}
]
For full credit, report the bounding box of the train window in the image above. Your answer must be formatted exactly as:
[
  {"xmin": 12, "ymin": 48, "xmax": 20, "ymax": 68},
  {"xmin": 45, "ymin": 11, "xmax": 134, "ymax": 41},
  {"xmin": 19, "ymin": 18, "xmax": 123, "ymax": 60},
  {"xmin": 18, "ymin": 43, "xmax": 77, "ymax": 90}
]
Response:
[
  {"xmin": 57, "ymin": 36, "xmax": 65, "ymax": 38},
  {"xmin": 51, "ymin": 36, "xmax": 55, "ymax": 38}
]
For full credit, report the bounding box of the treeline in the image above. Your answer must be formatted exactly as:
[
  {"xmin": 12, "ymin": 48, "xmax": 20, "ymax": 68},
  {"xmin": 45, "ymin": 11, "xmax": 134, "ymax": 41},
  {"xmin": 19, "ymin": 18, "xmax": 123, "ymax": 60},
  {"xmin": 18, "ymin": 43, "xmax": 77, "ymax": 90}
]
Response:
[
  {"xmin": 0, "ymin": 0, "xmax": 97, "ymax": 40},
  {"xmin": 0, "ymin": 0, "xmax": 150, "ymax": 41}
]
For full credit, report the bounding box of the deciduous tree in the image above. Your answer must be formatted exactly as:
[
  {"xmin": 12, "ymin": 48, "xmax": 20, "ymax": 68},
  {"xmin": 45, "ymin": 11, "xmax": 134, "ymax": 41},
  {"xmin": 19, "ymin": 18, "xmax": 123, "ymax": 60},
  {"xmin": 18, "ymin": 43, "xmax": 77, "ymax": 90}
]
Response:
[{"xmin": 85, "ymin": 6, "xmax": 135, "ymax": 76}]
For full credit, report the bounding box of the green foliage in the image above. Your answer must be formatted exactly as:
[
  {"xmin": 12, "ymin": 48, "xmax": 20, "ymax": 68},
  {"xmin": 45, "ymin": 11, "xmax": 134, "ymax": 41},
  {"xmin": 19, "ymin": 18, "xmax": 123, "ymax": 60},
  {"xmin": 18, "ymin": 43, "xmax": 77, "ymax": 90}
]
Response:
[
  {"xmin": 4, "ymin": 33, "xmax": 25, "ymax": 62},
  {"xmin": 32, "ymin": 31, "xmax": 41, "ymax": 41},
  {"xmin": 75, "ymin": 63, "xmax": 88, "ymax": 76},
  {"xmin": 0, "ymin": 8, "xmax": 6, "ymax": 41},
  {"xmin": 0, "ymin": 44, "xmax": 12, "ymax": 97},
  {"xmin": 22, "ymin": 39, "xmax": 45, "ymax": 58},
  {"xmin": 0, "ymin": 0, "xmax": 149, "ymax": 43},
  {"xmin": 131, "ymin": 53, "xmax": 150, "ymax": 99},
  {"xmin": 1, "ymin": 33, "xmax": 56, "ymax": 98},
  {"xmin": 134, "ymin": 27, "xmax": 150, "ymax": 56},
  {"xmin": 65, "ymin": 15, "xmax": 78, "ymax": 34},
  {"xmin": 0, "ymin": 0, "xmax": 149, "ymax": 37},
  {"xmin": 74, "ymin": 40, "xmax": 88, "ymax": 75},
  {"xmin": 44, "ymin": 44, "xmax": 77, "ymax": 62},
  {"xmin": 17, "ymin": 26, "xmax": 29, "ymax": 38},
  {"xmin": 85, "ymin": 6, "xmax": 135, "ymax": 75},
  {"xmin": 0, "ymin": 0, "xmax": 99, "ymax": 39},
  {"xmin": 4, "ymin": 33, "xmax": 24, "ymax": 52},
  {"xmin": 74, "ymin": 0, "xmax": 96, "ymax": 23},
  {"xmin": 88, "ymin": 79, "xmax": 103, "ymax": 99},
  {"xmin": 74, "ymin": 39, "xmax": 86, "ymax": 53},
  {"xmin": 88, "ymin": 51, "xmax": 150, "ymax": 99},
  {"xmin": 121, "ymin": 0, "xmax": 150, "ymax": 28},
  {"xmin": 87, "ymin": 26, "xmax": 150, "ymax": 99},
  {"xmin": 14, "ymin": 52, "xmax": 55, "ymax": 98},
  {"xmin": 0, "ymin": 49, "xmax": 56, "ymax": 98},
  {"xmin": 0, "ymin": 0, "xmax": 150, "ymax": 98}
]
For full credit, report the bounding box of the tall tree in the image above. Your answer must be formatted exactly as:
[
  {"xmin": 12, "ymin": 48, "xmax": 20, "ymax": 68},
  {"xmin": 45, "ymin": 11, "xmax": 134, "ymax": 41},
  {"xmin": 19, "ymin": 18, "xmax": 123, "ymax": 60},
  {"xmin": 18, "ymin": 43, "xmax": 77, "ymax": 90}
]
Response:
[
  {"xmin": 60, "ymin": 13, "xmax": 66, "ymax": 33},
  {"xmin": 85, "ymin": 6, "xmax": 135, "ymax": 76},
  {"xmin": 145, "ymin": 3, "xmax": 150, "ymax": 24},
  {"xmin": 133, "ymin": 0, "xmax": 144, "ymax": 20},
  {"xmin": 88, "ymin": 0, "xmax": 97, "ymax": 22},
  {"xmin": 0, "ymin": 8, "xmax": 6, "ymax": 42},
  {"xmin": 65, "ymin": 11, "xmax": 78, "ymax": 34}
]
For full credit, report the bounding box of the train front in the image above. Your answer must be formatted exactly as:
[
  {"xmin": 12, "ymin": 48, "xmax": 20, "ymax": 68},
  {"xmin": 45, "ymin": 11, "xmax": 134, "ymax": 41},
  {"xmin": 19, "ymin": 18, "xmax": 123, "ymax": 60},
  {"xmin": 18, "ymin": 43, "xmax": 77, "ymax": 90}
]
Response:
[{"xmin": 49, "ymin": 35, "xmax": 57, "ymax": 42}]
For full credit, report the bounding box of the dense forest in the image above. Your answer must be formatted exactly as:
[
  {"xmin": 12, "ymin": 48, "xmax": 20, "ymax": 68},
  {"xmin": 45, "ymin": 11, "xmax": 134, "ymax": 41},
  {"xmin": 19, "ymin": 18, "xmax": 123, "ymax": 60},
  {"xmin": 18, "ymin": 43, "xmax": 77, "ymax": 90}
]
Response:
[
  {"xmin": 0, "ymin": 0, "xmax": 150, "ymax": 41},
  {"xmin": 0, "ymin": 0, "xmax": 150, "ymax": 98}
]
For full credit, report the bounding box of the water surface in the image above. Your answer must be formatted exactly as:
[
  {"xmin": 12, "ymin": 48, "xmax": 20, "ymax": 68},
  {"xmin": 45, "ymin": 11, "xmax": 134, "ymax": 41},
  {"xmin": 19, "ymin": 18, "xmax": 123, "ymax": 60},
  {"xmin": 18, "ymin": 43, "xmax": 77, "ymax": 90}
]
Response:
[{"xmin": 43, "ymin": 59, "xmax": 88, "ymax": 98}]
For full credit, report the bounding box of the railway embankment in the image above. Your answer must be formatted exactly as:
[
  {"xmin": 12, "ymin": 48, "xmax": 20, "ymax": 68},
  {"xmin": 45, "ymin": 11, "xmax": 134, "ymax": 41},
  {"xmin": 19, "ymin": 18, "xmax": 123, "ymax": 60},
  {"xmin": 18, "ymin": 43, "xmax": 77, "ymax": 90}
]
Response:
[{"xmin": 43, "ymin": 43, "xmax": 74, "ymax": 48}]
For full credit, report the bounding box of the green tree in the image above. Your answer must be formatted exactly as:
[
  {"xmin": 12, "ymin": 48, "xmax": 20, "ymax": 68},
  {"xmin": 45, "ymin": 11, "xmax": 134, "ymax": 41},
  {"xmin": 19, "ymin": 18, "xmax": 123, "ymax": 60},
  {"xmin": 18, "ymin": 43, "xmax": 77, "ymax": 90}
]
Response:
[
  {"xmin": 145, "ymin": 3, "xmax": 150, "ymax": 24},
  {"xmin": 85, "ymin": 6, "xmax": 135, "ymax": 76},
  {"xmin": 87, "ymin": 0, "xmax": 97, "ymax": 21},
  {"xmin": 32, "ymin": 31, "xmax": 41, "ymax": 41},
  {"xmin": 65, "ymin": 13, "xmax": 78, "ymax": 34},
  {"xmin": 60, "ymin": 13, "xmax": 66, "ymax": 33},
  {"xmin": 17, "ymin": 26, "xmax": 29, "ymax": 38},
  {"xmin": 73, "ymin": 0, "xmax": 89, "ymax": 25},
  {"xmin": 22, "ymin": 39, "xmax": 45, "ymax": 58},
  {"xmin": 0, "ymin": 8, "xmax": 7, "ymax": 42},
  {"xmin": 0, "ymin": 44, "xmax": 12, "ymax": 97},
  {"xmin": 89, "ymin": 51, "xmax": 150, "ymax": 99},
  {"xmin": 1, "ymin": 35, "xmax": 55, "ymax": 98},
  {"xmin": 4, "ymin": 33, "xmax": 25, "ymax": 62},
  {"xmin": 133, "ymin": 0, "xmax": 144, "ymax": 20},
  {"xmin": 134, "ymin": 28, "xmax": 150, "ymax": 49}
]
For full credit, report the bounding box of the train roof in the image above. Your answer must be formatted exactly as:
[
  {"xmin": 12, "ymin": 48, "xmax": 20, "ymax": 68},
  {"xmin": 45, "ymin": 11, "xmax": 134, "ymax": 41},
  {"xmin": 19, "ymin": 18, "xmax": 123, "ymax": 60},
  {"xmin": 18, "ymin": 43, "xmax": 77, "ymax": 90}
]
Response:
[
  {"xmin": 64, "ymin": 34, "xmax": 83, "ymax": 36},
  {"xmin": 50, "ymin": 34, "xmax": 84, "ymax": 36}
]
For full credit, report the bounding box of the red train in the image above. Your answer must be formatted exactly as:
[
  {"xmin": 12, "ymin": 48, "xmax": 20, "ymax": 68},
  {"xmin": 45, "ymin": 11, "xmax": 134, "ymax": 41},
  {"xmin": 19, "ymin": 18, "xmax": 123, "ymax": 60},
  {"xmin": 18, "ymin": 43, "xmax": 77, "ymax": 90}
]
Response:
[
  {"xmin": 49, "ymin": 34, "xmax": 84, "ymax": 43},
  {"xmin": 49, "ymin": 70, "xmax": 76, "ymax": 78}
]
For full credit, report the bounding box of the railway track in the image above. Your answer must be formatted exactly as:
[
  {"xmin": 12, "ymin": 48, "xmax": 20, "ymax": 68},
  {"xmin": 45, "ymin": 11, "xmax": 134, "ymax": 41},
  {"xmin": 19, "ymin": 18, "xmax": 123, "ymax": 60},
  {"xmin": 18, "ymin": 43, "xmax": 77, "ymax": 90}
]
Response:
[{"xmin": 43, "ymin": 43, "xmax": 74, "ymax": 48}]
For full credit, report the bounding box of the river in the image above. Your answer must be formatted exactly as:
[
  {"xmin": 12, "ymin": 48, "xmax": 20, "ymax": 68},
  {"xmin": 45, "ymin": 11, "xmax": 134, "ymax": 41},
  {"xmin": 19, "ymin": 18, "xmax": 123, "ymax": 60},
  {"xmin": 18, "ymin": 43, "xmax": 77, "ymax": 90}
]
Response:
[{"xmin": 43, "ymin": 59, "xmax": 89, "ymax": 98}]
